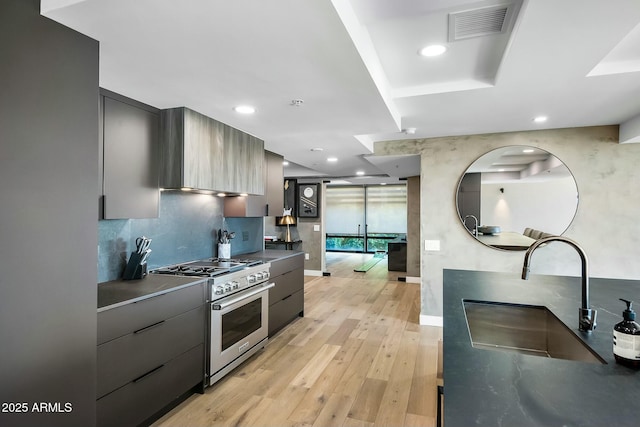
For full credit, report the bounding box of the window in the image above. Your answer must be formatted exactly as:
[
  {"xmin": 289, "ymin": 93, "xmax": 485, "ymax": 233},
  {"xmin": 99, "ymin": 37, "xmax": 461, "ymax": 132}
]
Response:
[{"xmin": 326, "ymin": 185, "xmax": 407, "ymax": 252}]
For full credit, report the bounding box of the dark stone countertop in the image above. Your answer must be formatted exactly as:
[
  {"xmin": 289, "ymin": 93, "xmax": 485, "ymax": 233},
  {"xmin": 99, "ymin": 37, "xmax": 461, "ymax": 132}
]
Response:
[
  {"xmin": 444, "ymin": 269, "xmax": 640, "ymax": 427},
  {"xmin": 98, "ymin": 250, "xmax": 303, "ymax": 311},
  {"xmin": 240, "ymin": 249, "xmax": 304, "ymax": 263},
  {"xmin": 98, "ymin": 275, "xmax": 206, "ymax": 312}
]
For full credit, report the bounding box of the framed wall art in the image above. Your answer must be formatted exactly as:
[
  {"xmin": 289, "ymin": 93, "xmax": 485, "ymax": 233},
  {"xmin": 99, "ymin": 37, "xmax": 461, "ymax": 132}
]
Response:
[
  {"xmin": 283, "ymin": 178, "xmax": 297, "ymax": 214},
  {"xmin": 298, "ymin": 183, "xmax": 319, "ymax": 218}
]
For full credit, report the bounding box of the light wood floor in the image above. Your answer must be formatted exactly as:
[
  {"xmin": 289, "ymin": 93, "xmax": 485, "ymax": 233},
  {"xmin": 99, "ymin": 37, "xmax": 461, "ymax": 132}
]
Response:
[{"xmin": 153, "ymin": 252, "xmax": 442, "ymax": 427}]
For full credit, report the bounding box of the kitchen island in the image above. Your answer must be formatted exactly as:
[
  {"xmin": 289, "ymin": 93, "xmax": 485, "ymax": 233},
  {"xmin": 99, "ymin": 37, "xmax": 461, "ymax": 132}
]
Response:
[{"xmin": 444, "ymin": 269, "xmax": 640, "ymax": 427}]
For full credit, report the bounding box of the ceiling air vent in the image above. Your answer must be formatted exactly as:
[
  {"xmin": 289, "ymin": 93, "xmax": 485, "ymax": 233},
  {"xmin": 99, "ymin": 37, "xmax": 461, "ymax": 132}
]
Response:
[{"xmin": 448, "ymin": 4, "xmax": 514, "ymax": 41}]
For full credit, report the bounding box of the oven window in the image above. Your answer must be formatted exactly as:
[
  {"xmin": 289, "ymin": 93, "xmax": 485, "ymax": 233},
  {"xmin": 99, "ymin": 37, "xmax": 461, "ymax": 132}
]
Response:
[{"xmin": 221, "ymin": 298, "xmax": 262, "ymax": 351}]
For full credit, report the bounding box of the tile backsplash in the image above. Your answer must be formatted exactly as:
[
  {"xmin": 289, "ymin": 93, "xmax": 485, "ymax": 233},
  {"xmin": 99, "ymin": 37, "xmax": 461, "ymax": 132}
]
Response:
[{"xmin": 98, "ymin": 191, "xmax": 263, "ymax": 283}]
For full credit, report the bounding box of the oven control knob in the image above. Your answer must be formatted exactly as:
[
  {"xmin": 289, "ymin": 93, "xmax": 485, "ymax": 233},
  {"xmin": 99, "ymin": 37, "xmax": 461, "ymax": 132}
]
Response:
[
  {"xmin": 214, "ymin": 286, "xmax": 224, "ymax": 295},
  {"xmin": 262, "ymin": 271, "xmax": 270, "ymax": 279},
  {"xmin": 232, "ymin": 281, "xmax": 239, "ymax": 290},
  {"xmin": 248, "ymin": 274, "xmax": 256, "ymax": 283},
  {"xmin": 256, "ymin": 272, "xmax": 264, "ymax": 280},
  {"xmin": 224, "ymin": 283, "xmax": 232, "ymax": 292}
]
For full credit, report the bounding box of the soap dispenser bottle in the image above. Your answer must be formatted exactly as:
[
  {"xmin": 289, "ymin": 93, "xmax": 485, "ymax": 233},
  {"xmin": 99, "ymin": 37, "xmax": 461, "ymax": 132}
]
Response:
[{"xmin": 613, "ymin": 298, "xmax": 640, "ymax": 368}]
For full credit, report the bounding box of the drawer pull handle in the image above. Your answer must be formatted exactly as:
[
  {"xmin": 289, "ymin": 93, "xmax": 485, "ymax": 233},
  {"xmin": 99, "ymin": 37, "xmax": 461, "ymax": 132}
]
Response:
[
  {"xmin": 133, "ymin": 320, "xmax": 165, "ymax": 334},
  {"xmin": 133, "ymin": 292, "xmax": 167, "ymax": 303},
  {"xmin": 282, "ymin": 294, "xmax": 293, "ymax": 301},
  {"xmin": 133, "ymin": 365, "xmax": 165, "ymax": 383}
]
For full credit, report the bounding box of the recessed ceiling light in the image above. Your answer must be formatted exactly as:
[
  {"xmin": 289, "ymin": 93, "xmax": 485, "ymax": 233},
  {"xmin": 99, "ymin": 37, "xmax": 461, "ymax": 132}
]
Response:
[
  {"xmin": 290, "ymin": 99, "xmax": 304, "ymax": 106},
  {"xmin": 234, "ymin": 105, "xmax": 256, "ymax": 114},
  {"xmin": 310, "ymin": 148, "xmax": 324, "ymax": 152},
  {"xmin": 239, "ymin": 193, "xmax": 248, "ymax": 197},
  {"xmin": 356, "ymin": 171, "xmax": 365, "ymax": 176},
  {"xmin": 498, "ymin": 169, "xmax": 505, "ymax": 172},
  {"xmin": 533, "ymin": 116, "xmax": 548, "ymax": 123},
  {"xmin": 282, "ymin": 161, "xmax": 289, "ymax": 166},
  {"xmin": 419, "ymin": 44, "xmax": 447, "ymax": 57},
  {"xmin": 217, "ymin": 193, "xmax": 226, "ymax": 197},
  {"xmin": 523, "ymin": 148, "xmax": 534, "ymax": 153},
  {"xmin": 327, "ymin": 157, "xmax": 338, "ymax": 162}
]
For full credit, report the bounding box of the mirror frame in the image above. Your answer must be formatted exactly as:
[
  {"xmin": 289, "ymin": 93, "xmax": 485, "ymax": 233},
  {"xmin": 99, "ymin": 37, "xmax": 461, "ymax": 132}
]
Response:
[{"xmin": 455, "ymin": 145, "xmax": 579, "ymax": 251}]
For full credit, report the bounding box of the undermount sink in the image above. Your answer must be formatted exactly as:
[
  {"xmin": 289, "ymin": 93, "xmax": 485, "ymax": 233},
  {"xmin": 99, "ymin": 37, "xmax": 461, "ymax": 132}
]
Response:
[{"xmin": 463, "ymin": 300, "xmax": 606, "ymax": 364}]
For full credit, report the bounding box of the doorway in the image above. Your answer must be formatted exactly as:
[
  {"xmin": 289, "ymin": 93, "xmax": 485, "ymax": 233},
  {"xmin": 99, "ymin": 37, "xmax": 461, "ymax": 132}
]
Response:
[{"xmin": 325, "ymin": 184, "xmax": 407, "ymax": 253}]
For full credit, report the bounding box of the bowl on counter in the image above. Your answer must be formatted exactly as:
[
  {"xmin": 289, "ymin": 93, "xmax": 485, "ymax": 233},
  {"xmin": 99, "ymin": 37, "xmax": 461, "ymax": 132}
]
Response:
[{"xmin": 478, "ymin": 225, "xmax": 501, "ymax": 235}]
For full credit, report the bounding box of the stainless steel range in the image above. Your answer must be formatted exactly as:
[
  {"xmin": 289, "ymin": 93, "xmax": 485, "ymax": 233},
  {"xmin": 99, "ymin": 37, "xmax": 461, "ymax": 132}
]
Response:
[
  {"xmin": 152, "ymin": 257, "xmax": 260, "ymax": 277},
  {"xmin": 208, "ymin": 261, "xmax": 273, "ymax": 385},
  {"xmin": 151, "ymin": 258, "xmax": 273, "ymax": 386}
]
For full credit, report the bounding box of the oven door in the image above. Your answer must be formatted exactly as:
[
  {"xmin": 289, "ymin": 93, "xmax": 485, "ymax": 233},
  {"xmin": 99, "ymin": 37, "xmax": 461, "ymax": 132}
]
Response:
[{"xmin": 209, "ymin": 282, "xmax": 274, "ymax": 377}]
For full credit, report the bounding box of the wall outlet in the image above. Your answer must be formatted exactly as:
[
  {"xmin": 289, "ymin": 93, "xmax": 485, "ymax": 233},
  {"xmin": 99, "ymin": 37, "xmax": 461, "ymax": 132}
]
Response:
[
  {"xmin": 305, "ymin": 253, "xmax": 310, "ymax": 260},
  {"xmin": 425, "ymin": 240, "xmax": 441, "ymax": 251},
  {"xmin": 313, "ymin": 224, "xmax": 320, "ymax": 232}
]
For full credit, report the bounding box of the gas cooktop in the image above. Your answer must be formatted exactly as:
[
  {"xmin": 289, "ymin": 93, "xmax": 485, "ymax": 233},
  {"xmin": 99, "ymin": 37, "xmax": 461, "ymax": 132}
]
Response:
[{"xmin": 151, "ymin": 258, "xmax": 262, "ymax": 278}]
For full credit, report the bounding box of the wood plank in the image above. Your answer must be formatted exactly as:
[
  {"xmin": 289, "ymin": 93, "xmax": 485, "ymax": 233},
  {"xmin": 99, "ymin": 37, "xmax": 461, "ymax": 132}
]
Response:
[
  {"xmin": 311, "ymin": 393, "xmax": 354, "ymax": 427},
  {"xmin": 407, "ymin": 338, "xmax": 437, "ymax": 416},
  {"xmin": 374, "ymin": 330, "xmax": 420, "ymax": 426},
  {"xmin": 341, "ymin": 417, "xmax": 374, "ymax": 427},
  {"xmin": 289, "ymin": 338, "xmax": 363, "ymax": 424},
  {"xmin": 348, "ymin": 377, "xmax": 387, "ymax": 423},
  {"xmin": 290, "ymin": 344, "xmax": 341, "ymax": 388}
]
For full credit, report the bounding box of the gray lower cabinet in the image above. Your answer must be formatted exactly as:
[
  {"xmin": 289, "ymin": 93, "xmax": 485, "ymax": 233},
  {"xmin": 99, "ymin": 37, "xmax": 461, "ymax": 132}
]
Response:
[
  {"xmin": 101, "ymin": 89, "xmax": 160, "ymax": 219},
  {"xmin": 268, "ymin": 253, "xmax": 304, "ymax": 336},
  {"xmin": 97, "ymin": 283, "xmax": 206, "ymax": 427}
]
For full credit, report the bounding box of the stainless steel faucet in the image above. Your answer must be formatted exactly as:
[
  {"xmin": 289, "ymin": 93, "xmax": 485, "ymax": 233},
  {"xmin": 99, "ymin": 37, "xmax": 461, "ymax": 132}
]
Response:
[
  {"xmin": 463, "ymin": 214, "xmax": 479, "ymax": 236},
  {"xmin": 522, "ymin": 236, "xmax": 597, "ymax": 332}
]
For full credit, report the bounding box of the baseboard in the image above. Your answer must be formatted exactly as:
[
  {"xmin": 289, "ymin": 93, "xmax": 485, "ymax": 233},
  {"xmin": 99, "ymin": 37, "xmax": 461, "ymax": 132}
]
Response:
[
  {"xmin": 304, "ymin": 269, "xmax": 323, "ymax": 276},
  {"xmin": 420, "ymin": 315, "xmax": 443, "ymax": 327},
  {"xmin": 405, "ymin": 276, "xmax": 420, "ymax": 284}
]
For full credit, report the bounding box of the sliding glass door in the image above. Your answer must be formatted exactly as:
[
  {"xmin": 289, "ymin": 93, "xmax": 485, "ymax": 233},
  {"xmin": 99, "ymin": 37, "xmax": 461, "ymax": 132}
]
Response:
[
  {"xmin": 326, "ymin": 184, "xmax": 407, "ymax": 253},
  {"xmin": 325, "ymin": 186, "xmax": 366, "ymax": 251}
]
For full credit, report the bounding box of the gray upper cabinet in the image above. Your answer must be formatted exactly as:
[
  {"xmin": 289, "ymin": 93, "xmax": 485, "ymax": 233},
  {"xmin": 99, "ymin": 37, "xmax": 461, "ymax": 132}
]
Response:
[
  {"xmin": 160, "ymin": 107, "xmax": 264, "ymax": 194},
  {"xmin": 101, "ymin": 90, "xmax": 160, "ymax": 219},
  {"xmin": 224, "ymin": 150, "xmax": 283, "ymax": 217},
  {"xmin": 222, "ymin": 125, "xmax": 265, "ymax": 194},
  {"xmin": 160, "ymin": 107, "xmax": 224, "ymax": 190},
  {"xmin": 265, "ymin": 150, "xmax": 284, "ymax": 215}
]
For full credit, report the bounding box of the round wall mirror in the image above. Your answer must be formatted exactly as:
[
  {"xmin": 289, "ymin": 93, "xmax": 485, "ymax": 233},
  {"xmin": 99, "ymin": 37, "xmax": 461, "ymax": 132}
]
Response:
[{"xmin": 456, "ymin": 146, "xmax": 579, "ymax": 251}]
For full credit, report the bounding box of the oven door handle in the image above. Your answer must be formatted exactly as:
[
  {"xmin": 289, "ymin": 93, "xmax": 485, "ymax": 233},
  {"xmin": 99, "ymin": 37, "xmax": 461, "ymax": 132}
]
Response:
[{"xmin": 212, "ymin": 282, "xmax": 275, "ymax": 310}]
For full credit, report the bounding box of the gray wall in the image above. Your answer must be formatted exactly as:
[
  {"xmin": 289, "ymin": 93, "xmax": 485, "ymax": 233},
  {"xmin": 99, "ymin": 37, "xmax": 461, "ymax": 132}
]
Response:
[
  {"xmin": 297, "ymin": 180, "xmax": 326, "ymax": 273},
  {"xmin": 376, "ymin": 126, "xmax": 640, "ymax": 320},
  {"xmin": 0, "ymin": 1, "xmax": 99, "ymax": 425},
  {"xmin": 406, "ymin": 176, "xmax": 421, "ymax": 277},
  {"xmin": 98, "ymin": 191, "xmax": 264, "ymax": 282}
]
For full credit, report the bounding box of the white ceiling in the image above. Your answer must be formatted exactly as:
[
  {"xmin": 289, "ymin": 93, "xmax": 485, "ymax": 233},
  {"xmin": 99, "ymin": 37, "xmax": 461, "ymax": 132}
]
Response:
[
  {"xmin": 42, "ymin": 0, "xmax": 640, "ymax": 185},
  {"xmin": 465, "ymin": 146, "xmax": 572, "ymax": 183}
]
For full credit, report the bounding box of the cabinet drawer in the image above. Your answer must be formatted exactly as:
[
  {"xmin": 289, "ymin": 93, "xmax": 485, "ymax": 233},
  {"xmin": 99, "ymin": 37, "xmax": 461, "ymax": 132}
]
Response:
[
  {"xmin": 98, "ymin": 282, "xmax": 204, "ymax": 344},
  {"xmin": 270, "ymin": 268, "xmax": 304, "ymax": 304},
  {"xmin": 97, "ymin": 305, "xmax": 204, "ymax": 398},
  {"xmin": 269, "ymin": 254, "xmax": 304, "ymax": 277},
  {"xmin": 269, "ymin": 289, "xmax": 304, "ymax": 336},
  {"xmin": 97, "ymin": 343, "xmax": 204, "ymax": 427}
]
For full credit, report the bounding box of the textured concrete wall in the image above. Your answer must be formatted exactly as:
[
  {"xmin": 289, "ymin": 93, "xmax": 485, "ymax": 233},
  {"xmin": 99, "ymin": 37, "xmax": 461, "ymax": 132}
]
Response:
[{"xmin": 376, "ymin": 125, "xmax": 640, "ymax": 318}]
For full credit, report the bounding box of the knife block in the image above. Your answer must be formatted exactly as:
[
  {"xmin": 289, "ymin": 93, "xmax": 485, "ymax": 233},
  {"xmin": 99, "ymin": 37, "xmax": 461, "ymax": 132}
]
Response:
[{"xmin": 122, "ymin": 251, "xmax": 147, "ymax": 280}]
